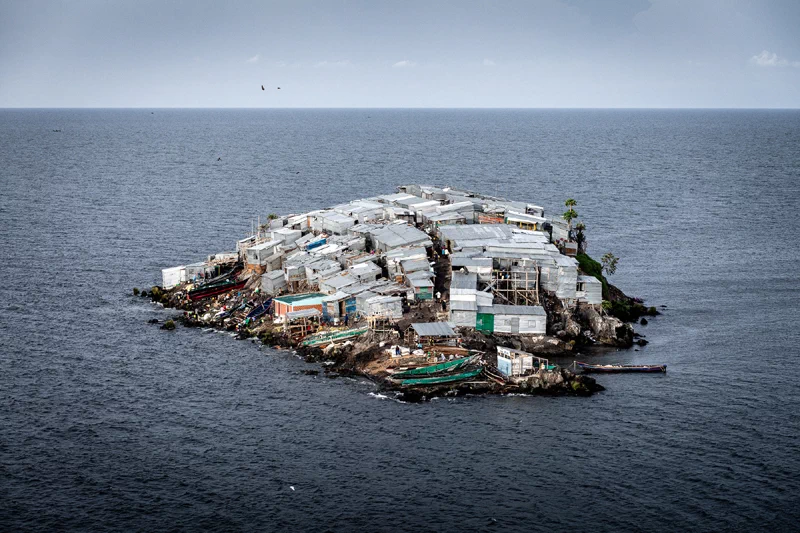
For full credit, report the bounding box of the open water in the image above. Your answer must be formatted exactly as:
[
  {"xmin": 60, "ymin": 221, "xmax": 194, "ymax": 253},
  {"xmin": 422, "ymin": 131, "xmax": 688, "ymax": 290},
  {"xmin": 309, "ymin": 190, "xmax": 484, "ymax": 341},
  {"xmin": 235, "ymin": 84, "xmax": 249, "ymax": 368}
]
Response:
[{"xmin": 1, "ymin": 109, "xmax": 799, "ymax": 532}]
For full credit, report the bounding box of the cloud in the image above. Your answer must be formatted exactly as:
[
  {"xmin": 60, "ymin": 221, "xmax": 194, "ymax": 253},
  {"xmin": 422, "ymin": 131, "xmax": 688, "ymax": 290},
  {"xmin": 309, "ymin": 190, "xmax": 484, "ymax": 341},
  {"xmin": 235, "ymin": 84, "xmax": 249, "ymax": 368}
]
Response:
[
  {"xmin": 246, "ymin": 54, "xmax": 260, "ymax": 64},
  {"xmin": 482, "ymin": 59, "xmax": 496, "ymax": 67},
  {"xmin": 749, "ymin": 50, "xmax": 800, "ymax": 68},
  {"xmin": 392, "ymin": 60, "xmax": 417, "ymax": 68},
  {"xmin": 314, "ymin": 60, "xmax": 352, "ymax": 68}
]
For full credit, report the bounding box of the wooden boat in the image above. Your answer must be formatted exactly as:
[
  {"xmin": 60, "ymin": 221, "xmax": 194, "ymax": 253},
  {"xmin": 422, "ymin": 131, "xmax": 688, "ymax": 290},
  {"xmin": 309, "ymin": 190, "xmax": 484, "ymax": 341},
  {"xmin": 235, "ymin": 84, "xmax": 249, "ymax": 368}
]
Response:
[
  {"xmin": 575, "ymin": 361, "xmax": 667, "ymax": 373},
  {"xmin": 400, "ymin": 368, "xmax": 484, "ymax": 387},
  {"xmin": 188, "ymin": 278, "xmax": 247, "ymax": 301},
  {"xmin": 300, "ymin": 327, "xmax": 369, "ymax": 347},
  {"xmin": 245, "ymin": 299, "xmax": 272, "ymax": 320},
  {"xmin": 391, "ymin": 355, "xmax": 476, "ymax": 379}
]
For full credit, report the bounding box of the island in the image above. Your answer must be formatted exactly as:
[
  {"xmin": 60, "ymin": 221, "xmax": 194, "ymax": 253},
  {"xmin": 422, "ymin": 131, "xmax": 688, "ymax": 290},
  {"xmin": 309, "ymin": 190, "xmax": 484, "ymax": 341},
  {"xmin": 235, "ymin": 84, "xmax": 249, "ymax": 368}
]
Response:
[{"xmin": 143, "ymin": 185, "xmax": 658, "ymax": 401}]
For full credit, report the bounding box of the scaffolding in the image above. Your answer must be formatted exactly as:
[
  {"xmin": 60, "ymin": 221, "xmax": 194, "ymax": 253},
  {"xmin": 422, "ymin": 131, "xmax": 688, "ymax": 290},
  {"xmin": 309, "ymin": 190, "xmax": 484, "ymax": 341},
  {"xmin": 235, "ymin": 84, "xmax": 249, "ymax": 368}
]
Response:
[{"xmin": 485, "ymin": 261, "xmax": 540, "ymax": 306}]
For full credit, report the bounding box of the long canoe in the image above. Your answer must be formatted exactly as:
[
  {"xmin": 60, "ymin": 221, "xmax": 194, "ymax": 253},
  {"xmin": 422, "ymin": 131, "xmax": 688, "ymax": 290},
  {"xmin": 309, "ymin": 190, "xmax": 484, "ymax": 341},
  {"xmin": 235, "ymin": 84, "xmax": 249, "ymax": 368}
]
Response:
[
  {"xmin": 391, "ymin": 356, "xmax": 476, "ymax": 379},
  {"xmin": 400, "ymin": 368, "xmax": 484, "ymax": 387},
  {"xmin": 576, "ymin": 361, "xmax": 666, "ymax": 373},
  {"xmin": 301, "ymin": 327, "xmax": 369, "ymax": 347},
  {"xmin": 188, "ymin": 279, "xmax": 247, "ymax": 301}
]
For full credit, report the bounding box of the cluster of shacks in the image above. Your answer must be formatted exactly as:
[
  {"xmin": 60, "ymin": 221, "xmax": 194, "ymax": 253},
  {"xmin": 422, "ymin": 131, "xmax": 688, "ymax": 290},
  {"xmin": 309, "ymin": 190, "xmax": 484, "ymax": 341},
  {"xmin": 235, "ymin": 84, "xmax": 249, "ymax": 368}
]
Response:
[{"xmin": 163, "ymin": 184, "xmax": 604, "ymax": 333}]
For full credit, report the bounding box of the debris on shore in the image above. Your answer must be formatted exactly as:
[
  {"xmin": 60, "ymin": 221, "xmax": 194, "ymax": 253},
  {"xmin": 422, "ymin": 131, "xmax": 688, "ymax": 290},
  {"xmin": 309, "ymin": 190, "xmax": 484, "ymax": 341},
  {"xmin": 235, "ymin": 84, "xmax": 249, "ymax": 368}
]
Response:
[{"xmin": 145, "ymin": 185, "xmax": 656, "ymax": 400}]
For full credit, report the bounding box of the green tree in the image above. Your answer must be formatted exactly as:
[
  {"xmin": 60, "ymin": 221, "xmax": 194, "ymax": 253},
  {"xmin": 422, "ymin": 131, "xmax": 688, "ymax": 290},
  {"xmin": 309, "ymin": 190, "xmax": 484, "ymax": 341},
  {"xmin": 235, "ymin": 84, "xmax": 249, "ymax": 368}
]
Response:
[
  {"xmin": 562, "ymin": 198, "xmax": 578, "ymax": 232},
  {"xmin": 267, "ymin": 213, "xmax": 279, "ymax": 220},
  {"xmin": 574, "ymin": 222, "xmax": 586, "ymax": 253},
  {"xmin": 601, "ymin": 253, "xmax": 619, "ymax": 275}
]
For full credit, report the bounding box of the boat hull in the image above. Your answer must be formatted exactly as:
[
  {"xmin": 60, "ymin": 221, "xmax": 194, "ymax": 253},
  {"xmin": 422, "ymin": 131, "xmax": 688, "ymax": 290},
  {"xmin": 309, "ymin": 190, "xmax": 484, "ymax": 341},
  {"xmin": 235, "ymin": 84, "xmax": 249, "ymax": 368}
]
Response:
[
  {"xmin": 391, "ymin": 355, "xmax": 475, "ymax": 379},
  {"xmin": 188, "ymin": 279, "xmax": 247, "ymax": 301},
  {"xmin": 576, "ymin": 361, "xmax": 666, "ymax": 373},
  {"xmin": 400, "ymin": 368, "xmax": 483, "ymax": 387}
]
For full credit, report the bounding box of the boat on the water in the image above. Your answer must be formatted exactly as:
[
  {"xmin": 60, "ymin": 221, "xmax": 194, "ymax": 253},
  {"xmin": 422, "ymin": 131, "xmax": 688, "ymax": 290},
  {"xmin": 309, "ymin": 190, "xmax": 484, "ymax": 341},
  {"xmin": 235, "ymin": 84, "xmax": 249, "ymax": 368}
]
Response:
[
  {"xmin": 400, "ymin": 368, "xmax": 484, "ymax": 387},
  {"xmin": 575, "ymin": 361, "xmax": 667, "ymax": 373},
  {"xmin": 188, "ymin": 278, "xmax": 247, "ymax": 301},
  {"xmin": 391, "ymin": 355, "xmax": 477, "ymax": 379}
]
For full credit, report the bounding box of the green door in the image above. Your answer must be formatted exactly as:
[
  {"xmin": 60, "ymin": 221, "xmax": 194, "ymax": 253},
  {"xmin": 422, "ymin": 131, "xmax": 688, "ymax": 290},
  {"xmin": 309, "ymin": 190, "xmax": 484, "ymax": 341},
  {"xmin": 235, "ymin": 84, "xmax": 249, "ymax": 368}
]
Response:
[{"xmin": 476, "ymin": 313, "xmax": 494, "ymax": 332}]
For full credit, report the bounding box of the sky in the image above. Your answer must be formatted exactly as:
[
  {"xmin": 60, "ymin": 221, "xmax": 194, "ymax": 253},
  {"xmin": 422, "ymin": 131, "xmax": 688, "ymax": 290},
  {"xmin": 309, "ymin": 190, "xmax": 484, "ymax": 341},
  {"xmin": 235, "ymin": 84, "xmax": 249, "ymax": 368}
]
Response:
[{"xmin": 1, "ymin": 0, "xmax": 799, "ymax": 108}]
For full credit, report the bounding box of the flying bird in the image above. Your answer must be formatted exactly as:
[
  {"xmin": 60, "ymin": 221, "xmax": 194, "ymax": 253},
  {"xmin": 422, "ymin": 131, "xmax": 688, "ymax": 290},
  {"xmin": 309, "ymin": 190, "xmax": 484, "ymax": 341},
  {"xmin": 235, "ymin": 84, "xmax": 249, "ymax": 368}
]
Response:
[
  {"xmin": 261, "ymin": 85, "xmax": 265, "ymax": 91},
  {"xmin": 277, "ymin": 87, "xmax": 281, "ymax": 90}
]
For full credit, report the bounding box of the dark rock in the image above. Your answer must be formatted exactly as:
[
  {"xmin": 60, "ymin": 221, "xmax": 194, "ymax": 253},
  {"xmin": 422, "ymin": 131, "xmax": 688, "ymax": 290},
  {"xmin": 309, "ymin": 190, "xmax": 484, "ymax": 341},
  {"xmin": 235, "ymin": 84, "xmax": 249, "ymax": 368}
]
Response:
[
  {"xmin": 640, "ymin": 317, "xmax": 648, "ymax": 325},
  {"xmin": 147, "ymin": 318, "xmax": 159, "ymax": 324},
  {"xmin": 635, "ymin": 338, "xmax": 649, "ymax": 346},
  {"xmin": 302, "ymin": 370, "xmax": 319, "ymax": 376},
  {"xmin": 161, "ymin": 319, "xmax": 176, "ymax": 330}
]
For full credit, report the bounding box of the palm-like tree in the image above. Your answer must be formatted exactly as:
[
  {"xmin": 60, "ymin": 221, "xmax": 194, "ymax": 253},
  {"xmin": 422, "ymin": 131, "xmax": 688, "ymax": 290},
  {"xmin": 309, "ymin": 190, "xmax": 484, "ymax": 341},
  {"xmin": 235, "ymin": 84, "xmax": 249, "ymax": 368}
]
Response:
[{"xmin": 562, "ymin": 198, "xmax": 578, "ymax": 234}]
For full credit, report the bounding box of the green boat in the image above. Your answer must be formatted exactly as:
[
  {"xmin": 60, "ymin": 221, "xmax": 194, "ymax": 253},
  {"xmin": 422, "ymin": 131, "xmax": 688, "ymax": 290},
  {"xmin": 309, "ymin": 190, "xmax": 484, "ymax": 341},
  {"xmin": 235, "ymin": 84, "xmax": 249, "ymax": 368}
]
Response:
[
  {"xmin": 301, "ymin": 327, "xmax": 369, "ymax": 346},
  {"xmin": 391, "ymin": 356, "xmax": 475, "ymax": 379},
  {"xmin": 400, "ymin": 368, "xmax": 483, "ymax": 387}
]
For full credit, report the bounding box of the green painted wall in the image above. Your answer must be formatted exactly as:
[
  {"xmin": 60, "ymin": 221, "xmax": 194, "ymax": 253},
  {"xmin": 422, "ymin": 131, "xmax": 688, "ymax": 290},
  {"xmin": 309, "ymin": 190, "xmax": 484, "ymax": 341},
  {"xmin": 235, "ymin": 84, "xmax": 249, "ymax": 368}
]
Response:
[{"xmin": 476, "ymin": 313, "xmax": 494, "ymax": 332}]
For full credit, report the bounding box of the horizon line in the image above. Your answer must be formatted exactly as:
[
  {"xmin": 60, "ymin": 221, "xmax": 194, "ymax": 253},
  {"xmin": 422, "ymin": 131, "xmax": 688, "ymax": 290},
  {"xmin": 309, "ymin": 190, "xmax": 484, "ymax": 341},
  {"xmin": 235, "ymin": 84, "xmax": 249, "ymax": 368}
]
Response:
[{"xmin": 2, "ymin": 106, "xmax": 800, "ymax": 111}]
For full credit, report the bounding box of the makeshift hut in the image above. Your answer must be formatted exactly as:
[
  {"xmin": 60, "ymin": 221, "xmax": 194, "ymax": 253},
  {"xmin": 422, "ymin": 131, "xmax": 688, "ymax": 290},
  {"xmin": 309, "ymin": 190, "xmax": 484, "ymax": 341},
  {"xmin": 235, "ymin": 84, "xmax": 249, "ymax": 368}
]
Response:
[
  {"xmin": 409, "ymin": 322, "xmax": 459, "ymax": 345},
  {"xmin": 496, "ymin": 346, "xmax": 550, "ymax": 377},
  {"xmin": 261, "ymin": 270, "xmax": 287, "ymax": 295},
  {"xmin": 322, "ymin": 291, "xmax": 357, "ymax": 322},
  {"xmin": 475, "ymin": 305, "xmax": 546, "ymax": 335},
  {"xmin": 576, "ymin": 275, "xmax": 603, "ymax": 305},
  {"xmin": 273, "ymin": 293, "xmax": 326, "ymax": 318}
]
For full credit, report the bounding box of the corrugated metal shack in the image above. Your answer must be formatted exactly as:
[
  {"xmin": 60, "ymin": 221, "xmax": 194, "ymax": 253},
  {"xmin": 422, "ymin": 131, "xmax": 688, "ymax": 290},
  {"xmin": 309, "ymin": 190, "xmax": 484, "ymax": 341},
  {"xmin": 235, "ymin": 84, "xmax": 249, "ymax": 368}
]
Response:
[
  {"xmin": 318, "ymin": 272, "xmax": 358, "ymax": 295},
  {"xmin": 261, "ymin": 270, "xmax": 287, "ymax": 295},
  {"xmin": 449, "ymin": 272, "xmax": 479, "ymax": 327},
  {"xmin": 576, "ymin": 275, "xmax": 603, "ymax": 305},
  {"xmin": 476, "ymin": 305, "xmax": 546, "ymax": 335},
  {"xmin": 371, "ymin": 224, "xmax": 432, "ymax": 252},
  {"xmin": 348, "ymin": 261, "xmax": 381, "ymax": 283},
  {"xmin": 409, "ymin": 322, "xmax": 459, "ymax": 345},
  {"xmin": 322, "ymin": 291, "xmax": 357, "ymax": 321},
  {"xmin": 273, "ymin": 293, "xmax": 326, "ymax": 318},
  {"xmin": 405, "ymin": 271, "xmax": 434, "ymax": 301},
  {"xmin": 362, "ymin": 295, "xmax": 403, "ymax": 320}
]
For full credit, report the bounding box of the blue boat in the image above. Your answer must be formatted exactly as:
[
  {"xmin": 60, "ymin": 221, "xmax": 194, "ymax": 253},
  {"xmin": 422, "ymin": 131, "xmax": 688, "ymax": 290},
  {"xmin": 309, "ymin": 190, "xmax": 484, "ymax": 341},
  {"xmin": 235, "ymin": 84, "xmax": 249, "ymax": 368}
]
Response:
[{"xmin": 246, "ymin": 299, "xmax": 272, "ymax": 320}]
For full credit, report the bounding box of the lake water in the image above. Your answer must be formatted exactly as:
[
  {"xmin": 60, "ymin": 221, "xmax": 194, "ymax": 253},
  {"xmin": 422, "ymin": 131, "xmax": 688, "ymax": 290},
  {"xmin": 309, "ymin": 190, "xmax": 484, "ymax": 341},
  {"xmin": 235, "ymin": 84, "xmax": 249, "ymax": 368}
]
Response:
[{"xmin": 1, "ymin": 109, "xmax": 799, "ymax": 531}]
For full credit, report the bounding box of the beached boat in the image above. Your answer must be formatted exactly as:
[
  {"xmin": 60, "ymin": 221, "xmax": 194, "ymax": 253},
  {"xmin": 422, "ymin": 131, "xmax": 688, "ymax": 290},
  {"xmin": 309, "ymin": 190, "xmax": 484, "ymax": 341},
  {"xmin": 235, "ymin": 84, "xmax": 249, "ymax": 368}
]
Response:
[
  {"xmin": 188, "ymin": 278, "xmax": 247, "ymax": 301},
  {"xmin": 400, "ymin": 368, "xmax": 484, "ymax": 387},
  {"xmin": 301, "ymin": 327, "xmax": 369, "ymax": 347},
  {"xmin": 245, "ymin": 299, "xmax": 272, "ymax": 320},
  {"xmin": 575, "ymin": 361, "xmax": 667, "ymax": 373},
  {"xmin": 391, "ymin": 355, "xmax": 477, "ymax": 379}
]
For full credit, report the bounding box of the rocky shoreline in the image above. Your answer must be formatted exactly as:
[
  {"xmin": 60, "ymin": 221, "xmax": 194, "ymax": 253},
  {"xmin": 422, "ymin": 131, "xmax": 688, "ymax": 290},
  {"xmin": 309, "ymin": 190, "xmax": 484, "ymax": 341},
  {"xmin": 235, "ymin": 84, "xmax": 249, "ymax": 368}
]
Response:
[{"xmin": 137, "ymin": 270, "xmax": 658, "ymax": 402}]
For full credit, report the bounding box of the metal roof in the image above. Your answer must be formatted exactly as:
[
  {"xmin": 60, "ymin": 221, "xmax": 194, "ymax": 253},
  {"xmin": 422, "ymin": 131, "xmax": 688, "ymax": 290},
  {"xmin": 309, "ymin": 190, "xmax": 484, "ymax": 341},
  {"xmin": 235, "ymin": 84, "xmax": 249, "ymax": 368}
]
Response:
[
  {"xmin": 451, "ymin": 257, "xmax": 493, "ymax": 268},
  {"xmin": 577, "ymin": 275, "xmax": 602, "ymax": 285},
  {"xmin": 411, "ymin": 322, "xmax": 457, "ymax": 337},
  {"xmin": 401, "ymin": 258, "xmax": 430, "ymax": 273},
  {"xmin": 451, "ymin": 271, "xmax": 478, "ymax": 290},
  {"xmin": 439, "ymin": 224, "xmax": 515, "ymax": 242},
  {"xmin": 322, "ymin": 291, "xmax": 353, "ymax": 302},
  {"xmin": 407, "ymin": 276, "xmax": 434, "ymax": 288},
  {"xmin": 274, "ymin": 292, "xmax": 326, "ymax": 305},
  {"xmin": 372, "ymin": 224, "xmax": 431, "ymax": 249},
  {"xmin": 320, "ymin": 273, "xmax": 358, "ymax": 290}
]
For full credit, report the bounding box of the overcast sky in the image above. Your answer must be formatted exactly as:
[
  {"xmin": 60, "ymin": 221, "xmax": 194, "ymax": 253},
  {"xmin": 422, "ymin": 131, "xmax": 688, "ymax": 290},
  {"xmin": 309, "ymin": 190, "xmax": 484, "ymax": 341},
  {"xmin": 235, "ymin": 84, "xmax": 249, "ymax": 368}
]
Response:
[{"xmin": 1, "ymin": 0, "xmax": 799, "ymax": 108}]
